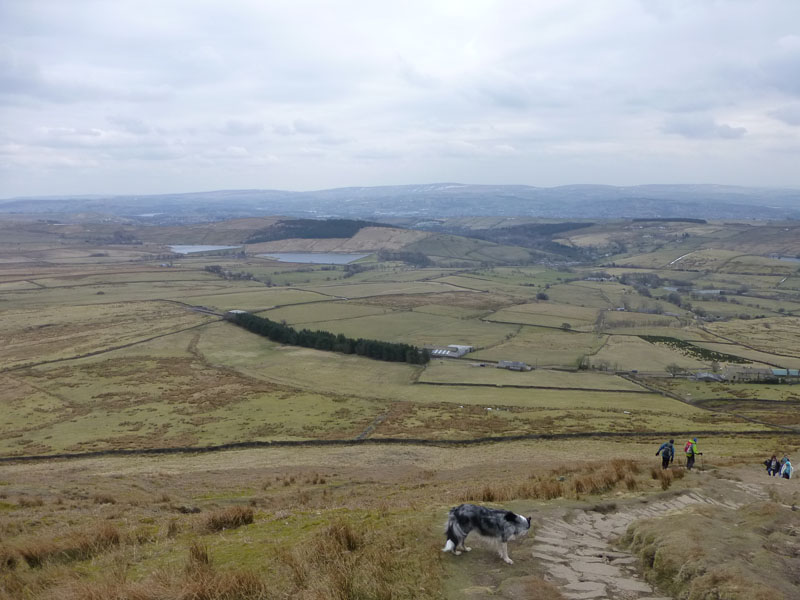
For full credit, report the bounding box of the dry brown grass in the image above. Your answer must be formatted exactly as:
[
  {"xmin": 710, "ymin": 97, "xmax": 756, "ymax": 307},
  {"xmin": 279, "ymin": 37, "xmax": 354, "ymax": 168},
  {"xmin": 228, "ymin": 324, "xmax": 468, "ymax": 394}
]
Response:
[
  {"xmin": 463, "ymin": 459, "xmax": 646, "ymax": 502},
  {"xmin": 0, "ymin": 546, "xmax": 18, "ymax": 571},
  {"xmin": 16, "ymin": 523, "xmax": 121, "ymax": 568},
  {"xmin": 649, "ymin": 465, "xmax": 686, "ymax": 490},
  {"xmin": 92, "ymin": 493, "xmax": 116, "ymax": 505},
  {"xmin": 186, "ymin": 540, "xmax": 211, "ymax": 573},
  {"xmin": 202, "ymin": 506, "xmax": 254, "ymax": 533},
  {"xmin": 16, "ymin": 496, "xmax": 44, "ymax": 508},
  {"xmin": 38, "ymin": 569, "xmax": 274, "ymax": 600},
  {"xmin": 623, "ymin": 501, "xmax": 797, "ymax": 600},
  {"xmin": 34, "ymin": 511, "xmax": 442, "ymax": 600},
  {"xmin": 275, "ymin": 518, "xmax": 396, "ymax": 600}
]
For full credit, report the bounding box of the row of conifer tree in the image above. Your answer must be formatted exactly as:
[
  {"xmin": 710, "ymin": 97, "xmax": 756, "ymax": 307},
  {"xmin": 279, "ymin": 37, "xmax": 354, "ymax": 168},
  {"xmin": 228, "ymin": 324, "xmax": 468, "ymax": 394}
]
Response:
[{"xmin": 231, "ymin": 312, "xmax": 430, "ymax": 364}]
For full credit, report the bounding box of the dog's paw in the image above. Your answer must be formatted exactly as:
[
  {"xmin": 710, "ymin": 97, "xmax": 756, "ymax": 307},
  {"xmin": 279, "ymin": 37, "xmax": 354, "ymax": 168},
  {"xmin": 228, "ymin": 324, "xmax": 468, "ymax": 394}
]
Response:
[
  {"xmin": 463, "ymin": 546, "xmax": 472, "ymax": 552},
  {"xmin": 503, "ymin": 557, "xmax": 514, "ymax": 565},
  {"xmin": 453, "ymin": 550, "xmax": 461, "ymax": 556}
]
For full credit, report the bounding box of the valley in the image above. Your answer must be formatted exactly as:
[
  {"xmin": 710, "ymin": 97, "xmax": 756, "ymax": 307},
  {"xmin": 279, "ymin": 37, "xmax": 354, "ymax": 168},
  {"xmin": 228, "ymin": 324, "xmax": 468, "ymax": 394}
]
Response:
[{"xmin": 0, "ymin": 214, "xmax": 798, "ymax": 599}]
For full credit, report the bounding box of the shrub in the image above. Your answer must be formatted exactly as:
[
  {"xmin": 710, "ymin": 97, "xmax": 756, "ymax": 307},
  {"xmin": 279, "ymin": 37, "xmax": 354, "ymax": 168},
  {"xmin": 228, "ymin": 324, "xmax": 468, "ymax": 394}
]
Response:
[
  {"xmin": 17, "ymin": 523, "xmax": 121, "ymax": 568},
  {"xmin": 167, "ymin": 519, "xmax": 180, "ymax": 538},
  {"xmin": 0, "ymin": 546, "xmax": 18, "ymax": 571},
  {"xmin": 17, "ymin": 496, "xmax": 44, "ymax": 508},
  {"xmin": 203, "ymin": 506, "xmax": 254, "ymax": 533},
  {"xmin": 187, "ymin": 540, "xmax": 211, "ymax": 573}
]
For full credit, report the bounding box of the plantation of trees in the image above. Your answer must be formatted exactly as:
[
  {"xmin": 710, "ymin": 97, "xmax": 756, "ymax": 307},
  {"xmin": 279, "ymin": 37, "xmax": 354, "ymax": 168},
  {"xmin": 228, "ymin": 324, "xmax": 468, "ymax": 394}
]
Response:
[{"xmin": 231, "ymin": 312, "xmax": 430, "ymax": 365}]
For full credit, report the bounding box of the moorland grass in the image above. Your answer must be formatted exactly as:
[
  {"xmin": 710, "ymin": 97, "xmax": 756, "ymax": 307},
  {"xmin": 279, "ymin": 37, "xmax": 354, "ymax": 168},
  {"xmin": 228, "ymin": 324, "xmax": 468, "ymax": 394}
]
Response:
[
  {"xmin": 622, "ymin": 501, "xmax": 799, "ymax": 600},
  {"xmin": 256, "ymin": 300, "xmax": 390, "ymax": 325},
  {"xmin": 417, "ymin": 360, "xmax": 646, "ymax": 390},
  {"xmin": 467, "ymin": 327, "xmax": 604, "ymax": 367},
  {"xmin": 0, "ymin": 301, "xmax": 216, "ymax": 369}
]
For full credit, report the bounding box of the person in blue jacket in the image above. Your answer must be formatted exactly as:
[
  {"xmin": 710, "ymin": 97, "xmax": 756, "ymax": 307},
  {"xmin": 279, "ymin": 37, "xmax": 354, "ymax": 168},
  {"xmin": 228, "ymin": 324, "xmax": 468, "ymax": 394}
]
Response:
[
  {"xmin": 780, "ymin": 457, "xmax": 793, "ymax": 479},
  {"xmin": 656, "ymin": 439, "xmax": 674, "ymax": 470}
]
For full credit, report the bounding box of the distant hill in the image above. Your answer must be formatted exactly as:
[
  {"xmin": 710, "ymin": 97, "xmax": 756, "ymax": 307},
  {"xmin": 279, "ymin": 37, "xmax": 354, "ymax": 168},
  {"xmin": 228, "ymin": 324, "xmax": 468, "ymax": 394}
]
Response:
[{"xmin": 2, "ymin": 183, "xmax": 800, "ymax": 222}]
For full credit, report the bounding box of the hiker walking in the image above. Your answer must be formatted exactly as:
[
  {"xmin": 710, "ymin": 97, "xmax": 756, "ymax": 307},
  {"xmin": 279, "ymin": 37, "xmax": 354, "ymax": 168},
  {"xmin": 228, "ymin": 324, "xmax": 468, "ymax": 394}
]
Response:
[
  {"xmin": 764, "ymin": 454, "xmax": 781, "ymax": 477},
  {"xmin": 780, "ymin": 457, "xmax": 793, "ymax": 479},
  {"xmin": 656, "ymin": 439, "xmax": 675, "ymax": 470},
  {"xmin": 684, "ymin": 437, "xmax": 702, "ymax": 470}
]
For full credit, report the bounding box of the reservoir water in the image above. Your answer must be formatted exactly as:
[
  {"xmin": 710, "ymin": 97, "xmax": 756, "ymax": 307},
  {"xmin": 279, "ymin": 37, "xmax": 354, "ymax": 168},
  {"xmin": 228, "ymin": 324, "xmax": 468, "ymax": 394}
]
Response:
[{"xmin": 169, "ymin": 245, "xmax": 242, "ymax": 254}]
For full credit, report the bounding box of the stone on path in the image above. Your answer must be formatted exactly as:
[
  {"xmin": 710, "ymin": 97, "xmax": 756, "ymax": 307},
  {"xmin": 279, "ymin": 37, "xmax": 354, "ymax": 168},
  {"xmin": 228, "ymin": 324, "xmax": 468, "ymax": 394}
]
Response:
[{"xmin": 530, "ymin": 489, "xmax": 748, "ymax": 600}]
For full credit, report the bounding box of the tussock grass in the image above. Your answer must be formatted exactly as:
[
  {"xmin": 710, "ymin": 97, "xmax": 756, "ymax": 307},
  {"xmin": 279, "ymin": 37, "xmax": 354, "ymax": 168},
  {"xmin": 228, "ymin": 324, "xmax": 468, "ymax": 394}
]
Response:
[
  {"xmin": 649, "ymin": 466, "xmax": 686, "ymax": 490},
  {"xmin": 166, "ymin": 519, "xmax": 180, "ymax": 538},
  {"xmin": 16, "ymin": 496, "xmax": 44, "ymax": 508},
  {"xmin": 202, "ymin": 506, "xmax": 254, "ymax": 533},
  {"xmin": 40, "ymin": 569, "xmax": 273, "ymax": 600},
  {"xmin": 273, "ymin": 515, "xmax": 438, "ymax": 600},
  {"xmin": 16, "ymin": 523, "xmax": 121, "ymax": 568},
  {"xmin": 462, "ymin": 459, "xmax": 645, "ymax": 502},
  {"xmin": 92, "ymin": 493, "xmax": 116, "ymax": 505},
  {"xmin": 186, "ymin": 540, "xmax": 211, "ymax": 573},
  {"xmin": 30, "ymin": 511, "xmax": 442, "ymax": 600},
  {"xmin": 0, "ymin": 546, "xmax": 18, "ymax": 571},
  {"xmin": 622, "ymin": 501, "xmax": 798, "ymax": 600}
]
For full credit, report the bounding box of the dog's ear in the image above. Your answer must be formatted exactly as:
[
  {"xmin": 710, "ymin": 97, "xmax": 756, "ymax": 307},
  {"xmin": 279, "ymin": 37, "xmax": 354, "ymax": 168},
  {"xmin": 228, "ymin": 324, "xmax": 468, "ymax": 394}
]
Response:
[{"xmin": 504, "ymin": 511, "xmax": 517, "ymax": 522}]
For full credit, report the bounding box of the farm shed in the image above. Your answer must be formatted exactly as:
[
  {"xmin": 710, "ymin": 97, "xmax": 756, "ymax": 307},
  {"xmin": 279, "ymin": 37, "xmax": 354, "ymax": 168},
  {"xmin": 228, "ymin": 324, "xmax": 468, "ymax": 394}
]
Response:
[
  {"xmin": 771, "ymin": 368, "xmax": 800, "ymax": 382},
  {"xmin": 694, "ymin": 372, "xmax": 724, "ymax": 382},
  {"xmin": 428, "ymin": 344, "xmax": 474, "ymax": 358},
  {"xmin": 723, "ymin": 366, "xmax": 774, "ymax": 382},
  {"xmin": 497, "ymin": 360, "xmax": 532, "ymax": 372}
]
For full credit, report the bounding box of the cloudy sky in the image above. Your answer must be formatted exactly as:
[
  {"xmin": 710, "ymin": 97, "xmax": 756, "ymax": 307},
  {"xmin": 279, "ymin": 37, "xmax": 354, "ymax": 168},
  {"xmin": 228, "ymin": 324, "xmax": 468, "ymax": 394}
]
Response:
[{"xmin": 2, "ymin": 0, "xmax": 800, "ymax": 197}]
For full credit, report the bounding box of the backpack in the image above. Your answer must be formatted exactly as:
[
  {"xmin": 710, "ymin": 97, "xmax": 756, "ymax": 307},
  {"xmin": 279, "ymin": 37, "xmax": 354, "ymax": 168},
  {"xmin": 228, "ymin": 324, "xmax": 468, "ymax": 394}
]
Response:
[{"xmin": 684, "ymin": 440, "xmax": 693, "ymax": 454}]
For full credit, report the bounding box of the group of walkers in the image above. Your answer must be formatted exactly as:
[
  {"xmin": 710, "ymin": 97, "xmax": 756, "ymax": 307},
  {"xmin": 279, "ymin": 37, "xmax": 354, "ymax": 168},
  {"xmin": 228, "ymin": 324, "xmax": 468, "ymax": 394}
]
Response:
[
  {"xmin": 655, "ymin": 437, "xmax": 703, "ymax": 470},
  {"xmin": 654, "ymin": 437, "xmax": 794, "ymax": 479},
  {"xmin": 764, "ymin": 454, "xmax": 793, "ymax": 479}
]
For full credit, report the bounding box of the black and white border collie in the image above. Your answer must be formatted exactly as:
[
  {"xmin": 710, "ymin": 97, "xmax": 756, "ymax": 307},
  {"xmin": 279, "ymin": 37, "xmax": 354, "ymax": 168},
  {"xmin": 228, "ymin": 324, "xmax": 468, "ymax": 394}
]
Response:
[{"xmin": 442, "ymin": 503, "xmax": 532, "ymax": 564}]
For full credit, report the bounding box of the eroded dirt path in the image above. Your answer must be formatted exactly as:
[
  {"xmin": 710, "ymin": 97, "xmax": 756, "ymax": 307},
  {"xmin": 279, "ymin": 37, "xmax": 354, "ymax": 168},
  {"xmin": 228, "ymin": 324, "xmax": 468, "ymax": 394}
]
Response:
[
  {"xmin": 444, "ymin": 470, "xmax": 772, "ymax": 600},
  {"xmin": 530, "ymin": 490, "xmax": 741, "ymax": 600}
]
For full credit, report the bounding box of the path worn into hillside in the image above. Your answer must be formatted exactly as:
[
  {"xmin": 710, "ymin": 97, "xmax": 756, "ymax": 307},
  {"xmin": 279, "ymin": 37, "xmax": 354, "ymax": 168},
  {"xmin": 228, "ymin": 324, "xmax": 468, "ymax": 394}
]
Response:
[{"xmin": 443, "ymin": 471, "xmax": 771, "ymax": 600}]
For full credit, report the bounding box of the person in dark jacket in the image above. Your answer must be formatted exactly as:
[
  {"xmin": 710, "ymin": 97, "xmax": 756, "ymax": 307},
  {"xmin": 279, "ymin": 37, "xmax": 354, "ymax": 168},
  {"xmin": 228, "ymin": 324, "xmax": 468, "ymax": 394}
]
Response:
[
  {"xmin": 764, "ymin": 454, "xmax": 780, "ymax": 476},
  {"xmin": 656, "ymin": 439, "xmax": 675, "ymax": 470}
]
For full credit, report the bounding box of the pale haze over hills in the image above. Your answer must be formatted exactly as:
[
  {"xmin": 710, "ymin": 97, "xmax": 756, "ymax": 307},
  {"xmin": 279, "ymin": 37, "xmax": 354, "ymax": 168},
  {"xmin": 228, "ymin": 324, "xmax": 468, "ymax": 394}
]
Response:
[{"xmin": 2, "ymin": 183, "xmax": 800, "ymax": 221}]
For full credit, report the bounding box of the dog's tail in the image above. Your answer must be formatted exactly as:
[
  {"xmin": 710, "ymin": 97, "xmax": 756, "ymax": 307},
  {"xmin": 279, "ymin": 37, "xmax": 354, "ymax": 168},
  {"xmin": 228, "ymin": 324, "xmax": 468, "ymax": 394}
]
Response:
[{"xmin": 442, "ymin": 507, "xmax": 461, "ymax": 553}]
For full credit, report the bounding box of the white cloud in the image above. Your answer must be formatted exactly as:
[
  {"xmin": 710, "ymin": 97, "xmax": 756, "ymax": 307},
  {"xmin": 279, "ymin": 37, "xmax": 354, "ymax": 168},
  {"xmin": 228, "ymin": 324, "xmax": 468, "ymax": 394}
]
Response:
[
  {"xmin": 769, "ymin": 104, "xmax": 800, "ymax": 126},
  {"xmin": 662, "ymin": 115, "xmax": 747, "ymax": 139},
  {"xmin": 1, "ymin": 0, "xmax": 800, "ymax": 195}
]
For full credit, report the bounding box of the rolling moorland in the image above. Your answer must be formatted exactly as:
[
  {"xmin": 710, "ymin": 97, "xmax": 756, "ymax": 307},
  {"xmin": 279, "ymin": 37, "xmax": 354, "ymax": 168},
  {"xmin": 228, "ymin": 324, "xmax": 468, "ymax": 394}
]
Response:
[
  {"xmin": 0, "ymin": 213, "xmax": 799, "ymax": 599},
  {"xmin": 3, "ymin": 183, "xmax": 800, "ymax": 222}
]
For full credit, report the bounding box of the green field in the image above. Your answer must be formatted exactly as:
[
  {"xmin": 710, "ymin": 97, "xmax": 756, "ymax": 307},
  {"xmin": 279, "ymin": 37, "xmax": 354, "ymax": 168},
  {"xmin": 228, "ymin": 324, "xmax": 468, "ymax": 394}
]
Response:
[
  {"xmin": 488, "ymin": 302, "xmax": 599, "ymax": 329},
  {"xmin": 418, "ymin": 360, "xmax": 647, "ymax": 390},
  {"xmin": 469, "ymin": 327, "xmax": 604, "ymax": 368}
]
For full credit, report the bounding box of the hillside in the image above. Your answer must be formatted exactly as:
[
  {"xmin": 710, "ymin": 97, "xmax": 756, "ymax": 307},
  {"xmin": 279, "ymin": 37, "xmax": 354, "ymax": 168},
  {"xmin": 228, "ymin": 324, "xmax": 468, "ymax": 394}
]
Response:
[{"xmin": 3, "ymin": 183, "xmax": 800, "ymax": 222}]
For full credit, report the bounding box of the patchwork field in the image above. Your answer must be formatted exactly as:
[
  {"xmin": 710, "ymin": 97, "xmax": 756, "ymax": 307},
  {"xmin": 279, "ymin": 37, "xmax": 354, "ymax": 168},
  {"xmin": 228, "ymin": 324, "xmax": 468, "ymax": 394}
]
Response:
[
  {"xmin": 468, "ymin": 328, "xmax": 604, "ymax": 368},
  {"xmin": 419, "ymin": 360, "xmax": 652, "ymax": 390},
  {"xmin": 2, "ymin": 217, "xmax": 800, "ymax": 600},
  {"xmin": 587, "ymin": 335, "xmax": 707, "ymax": 372},
  {"xmin": 0, "ymin": 301, "xmax": 217, "ymax": 369},
  {"xmin": 488, "ymin": 302, "xmax": 599, "ymax": 330},
  {"xmin": 1, "ymin": 220, "xmax": 798, "ymax": 458}
]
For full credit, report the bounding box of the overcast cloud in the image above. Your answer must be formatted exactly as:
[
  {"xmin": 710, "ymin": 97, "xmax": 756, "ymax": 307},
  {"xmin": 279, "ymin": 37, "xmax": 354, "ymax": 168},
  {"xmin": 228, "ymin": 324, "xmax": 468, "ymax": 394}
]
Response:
[{"xmin": 1, "ymin": 0, "xmax": 799, "ymax": 197}]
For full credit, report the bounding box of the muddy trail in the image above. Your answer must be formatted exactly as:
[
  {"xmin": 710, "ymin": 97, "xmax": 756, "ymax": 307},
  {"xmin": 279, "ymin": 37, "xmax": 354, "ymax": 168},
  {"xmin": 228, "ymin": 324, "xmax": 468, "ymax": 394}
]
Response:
[{"xmin": 442, "ymin": 468, "xmax": 772, "ymax": 600}]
